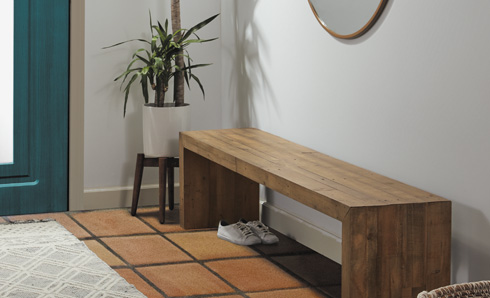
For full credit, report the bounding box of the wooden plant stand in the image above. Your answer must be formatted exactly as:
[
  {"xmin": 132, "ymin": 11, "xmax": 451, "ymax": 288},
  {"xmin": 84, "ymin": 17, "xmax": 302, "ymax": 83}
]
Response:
[{"xmin": 131, "ymin": 153, "xmax": 179, "ymax": 224}]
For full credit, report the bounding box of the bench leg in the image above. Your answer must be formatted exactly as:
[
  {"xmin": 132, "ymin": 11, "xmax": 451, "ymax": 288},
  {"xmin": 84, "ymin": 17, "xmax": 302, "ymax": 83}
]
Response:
[
  {"xmin": 131, "ymin": 153, "xmax": 145, "ymax": 216},
  {"xmin": 180, "ymin": 149, "xmax": 259, "ymax": 229},
  {"xmin": 341, "ymin": 203, "xmax": 451, "ymax": 298}
]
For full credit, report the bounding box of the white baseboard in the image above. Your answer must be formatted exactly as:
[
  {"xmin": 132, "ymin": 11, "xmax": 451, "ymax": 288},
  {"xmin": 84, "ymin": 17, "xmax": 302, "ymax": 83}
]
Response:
[
  {"xmin": 261, "ymin": 202, "xmax": 342, "ymax": 264},
  {"xmin": 82, "ymin": 186, "xmax": 341, "ymax": 264},
  {"xmin": 82, "ymin": 184, "xmax": 180, "ymax": 210}
]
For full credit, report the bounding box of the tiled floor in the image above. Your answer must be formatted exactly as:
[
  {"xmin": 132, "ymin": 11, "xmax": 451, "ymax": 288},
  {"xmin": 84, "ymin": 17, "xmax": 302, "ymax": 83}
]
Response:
[{"xmin": 5, "ymin": 206, "xmax": 341, "ymax": 298}]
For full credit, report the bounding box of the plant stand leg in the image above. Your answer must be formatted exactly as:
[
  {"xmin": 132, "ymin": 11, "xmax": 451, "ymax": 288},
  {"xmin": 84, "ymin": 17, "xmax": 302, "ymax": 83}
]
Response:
[
  {"xmin": 168, "ymin": 157, "xmax": 177, "ymax": 210},
  {"xmin": 131, "ymin": 153, "xmax": 145, "ymax": 216},
  {"xmin": 158, "ymin": 157, "xmax": 168, "ymax": 224}
]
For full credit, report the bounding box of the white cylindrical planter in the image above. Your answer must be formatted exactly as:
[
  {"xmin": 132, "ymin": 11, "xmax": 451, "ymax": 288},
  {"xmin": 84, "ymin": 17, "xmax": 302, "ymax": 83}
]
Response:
[{"xmin": 142, "ymin": 104, "xmax": 190, "ymax": 157}]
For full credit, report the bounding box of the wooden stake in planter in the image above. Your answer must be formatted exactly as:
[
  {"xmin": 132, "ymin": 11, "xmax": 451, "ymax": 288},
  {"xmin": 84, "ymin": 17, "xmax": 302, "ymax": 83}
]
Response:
[{"xmin": 172, "ymin": 0, "xmax": 185, "ymax": 107}]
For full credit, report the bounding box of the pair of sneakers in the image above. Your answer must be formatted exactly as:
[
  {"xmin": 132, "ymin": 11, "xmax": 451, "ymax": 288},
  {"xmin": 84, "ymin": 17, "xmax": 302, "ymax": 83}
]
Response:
[{"xmin": 217, "ymin": 219, "xmax": 279, "ymax": 246}]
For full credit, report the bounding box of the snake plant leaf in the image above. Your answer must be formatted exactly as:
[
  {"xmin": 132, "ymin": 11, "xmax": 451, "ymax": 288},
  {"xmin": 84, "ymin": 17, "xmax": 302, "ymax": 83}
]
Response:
[
  {"xmin": 159, "ymin": 21, "xmax": 167, "ymax": 35},
  {"xmin": 115, "ymin": 67, "xmax": 139, "ymax": 82},
  {"xmin": 154, "ymin": 57, "xmax": 163, "ymax": 69},
  {"xmin": 180, "ymin": 63, "xmax": 212, "ymax": 71},
  {"xmin": 181, "ymin": 14, "xmax": 219, "ymax": 42},
  {"xmin": 123, "ymin": 73, "xmax": 138, "ymax": 94},
  {"xmin": 102, "ymin": 38, "xmax": 150, "ymax": 49},
  {"xmin": 183, "ymin": 68, "xmax": 190, "ymax": 89},
  {"xmin": 186, "ymin": 56, "xmax": 192, "ymax": 82},
  {"xmin": 132, "ymin": 48, "xmax": 147, "ymax": 59},
  {"xmin": 135, "ymin": 54, "xmax": 151, "ymax": 65},
  {"xmin": 160, "ymin": 33, "xmax": 174, "ymax": 52},
  {"xmin": 154, "ymin": 25, "xmax": 174, "ymax": 52},
  {"xmin": 123, "ymin": 74, "xmax": 139, "ymax": 117},
  {"xmin": 141, "ymin": 66, "xmax": 150, "ymax": 75},
  {"xmin": 118, "ymin": 67, "xmax": 142, "ymax": 90},
  {"xmin": 182, "ymin": 37, "xmax": 219, "ymax": 46},
  {"xmin": 149, "ymin": 10, "xmax": 153, "ymax": 31},
  {"xmin": 126, "ymin": 58, "xmax": 141, "ymax": 70},
  {"xmin": 151, "ymin": 36, "xmax": 158, "ymax": 53},
  {"xmin": 190, "ymin": 73, "xmax": 205, "ymax": 98}
]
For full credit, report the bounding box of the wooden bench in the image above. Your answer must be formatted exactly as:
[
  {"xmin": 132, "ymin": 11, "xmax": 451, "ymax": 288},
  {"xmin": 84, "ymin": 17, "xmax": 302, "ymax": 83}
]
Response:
[{"xmin": 179, "ymin": 128, "xmax": 451, "ymax": 298}]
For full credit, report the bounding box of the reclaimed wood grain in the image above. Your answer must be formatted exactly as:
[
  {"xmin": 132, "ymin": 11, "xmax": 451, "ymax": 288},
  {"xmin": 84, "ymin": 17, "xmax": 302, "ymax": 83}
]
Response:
[{"xmin": 179, "ymin": 128, "xmax": 451, "ymax": 298}]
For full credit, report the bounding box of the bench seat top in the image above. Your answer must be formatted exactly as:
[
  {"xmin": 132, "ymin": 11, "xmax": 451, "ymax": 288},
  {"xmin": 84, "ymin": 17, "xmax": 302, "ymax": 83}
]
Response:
[{"xmin": 180, "ymin": 128, "xmax": 449, "ymax": 221}]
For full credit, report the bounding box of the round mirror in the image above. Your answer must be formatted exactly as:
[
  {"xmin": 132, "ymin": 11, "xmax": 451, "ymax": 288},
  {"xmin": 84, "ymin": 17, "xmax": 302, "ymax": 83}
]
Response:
[{"xmin": 308, "ymin": 0, "xmax": 388, "ymax": 39}]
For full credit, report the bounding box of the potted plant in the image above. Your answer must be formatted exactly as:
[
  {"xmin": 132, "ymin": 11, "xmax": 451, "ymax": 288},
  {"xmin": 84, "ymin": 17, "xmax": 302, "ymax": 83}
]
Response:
[{"xmin": 105, "ymin": 12, "xmax": 219, "ymax": 157}]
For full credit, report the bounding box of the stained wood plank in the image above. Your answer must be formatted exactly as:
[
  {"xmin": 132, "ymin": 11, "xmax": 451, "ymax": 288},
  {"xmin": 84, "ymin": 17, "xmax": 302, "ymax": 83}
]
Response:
[
  {"xmin": 425, "ymin": 201, "xmax": 452, "ymax": 292},
  {"xmin": 209, "ymin": 161, "xmax": 259, "ymax": 224},
  {"xmin": 179, "ymin": 147, "xmax": 259, "ymax": 229},
  {"xmin": 180, "ymin": 128, "xmax": 452, "ymax": 298},
  {"xmin": 181, "ymin": 128, "xmax": 448, "ymax": 209},
  {"xmin": 180, "ymin": 149, "xmax": 211, "ymax": 229},
  {"xmin": 342, "ymin": 204, "xmax": 450, "ymax": 298},
  {"xmin": 342, "ymin": 207, "xmax": 378, "ymax": 298}
]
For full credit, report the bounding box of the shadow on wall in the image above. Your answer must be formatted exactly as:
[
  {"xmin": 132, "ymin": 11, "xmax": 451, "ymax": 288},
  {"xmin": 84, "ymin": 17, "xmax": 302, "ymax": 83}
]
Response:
[
  {"xmin": 224, "ymin": 0, "xmax": 277, "ymax": 128},
  {"xmin": 451, "ymin": 201, "xmax": 490, "ymax": 282}
]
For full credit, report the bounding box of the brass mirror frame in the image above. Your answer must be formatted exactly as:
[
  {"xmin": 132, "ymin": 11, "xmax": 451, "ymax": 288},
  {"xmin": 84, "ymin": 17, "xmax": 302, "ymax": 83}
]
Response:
[{"xmin": 308, "ymin": 0, "xmax": 388, "ymax": 39}]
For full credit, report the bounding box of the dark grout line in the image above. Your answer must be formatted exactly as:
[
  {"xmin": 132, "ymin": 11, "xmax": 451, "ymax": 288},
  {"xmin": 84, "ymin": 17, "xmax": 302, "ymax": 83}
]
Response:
[
  {"xmin": 122, "ymin": 267, "xmax": 171, "ymax": 298},
  {"xmin": 127, "ymin": 206, "xmax": 249, "ymax": 297},
  {"xmin": 133, "ymin": 206, "xmax": 338, "ymax": 298},
  {"xmin": 64, "ymin": 206, "xmax": 338, "ymax": 298},
  {"xmin": 133, "ymin": 207, "xmax": 250, "ymax": 296},
  {"xmin": 66, "ymin": 211, "xmax": 171, "ymax": 298},
  {"xmin": 159, "ymin": 232, "xmax": 250, "ymax": 297},
  {"xmin": 65, "ymin": 213, "xmax": 98, "ymax": 238}
]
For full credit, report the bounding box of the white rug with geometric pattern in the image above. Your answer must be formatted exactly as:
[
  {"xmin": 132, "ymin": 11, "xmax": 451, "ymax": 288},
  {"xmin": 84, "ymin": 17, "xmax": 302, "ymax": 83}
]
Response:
[{"xmin": 0, "ymin": 220, "xmax": 147, "ymax": 297}]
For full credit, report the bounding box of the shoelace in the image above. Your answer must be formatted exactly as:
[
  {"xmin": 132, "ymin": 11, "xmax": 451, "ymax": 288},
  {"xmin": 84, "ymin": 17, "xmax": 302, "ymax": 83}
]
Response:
[
  {"xmin": 236, "ymin": 222, "xmax": 256, "ymax": 237},
  {"xmin": 249, "ymin": 221, "xmax": 274, "ymax": 235}
]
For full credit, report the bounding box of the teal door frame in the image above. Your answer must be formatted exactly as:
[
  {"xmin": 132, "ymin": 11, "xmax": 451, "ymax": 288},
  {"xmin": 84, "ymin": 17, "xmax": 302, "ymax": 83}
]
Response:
[{"xmin": 0, "ymin": 0, "xmax": 69, "ymax": 215}]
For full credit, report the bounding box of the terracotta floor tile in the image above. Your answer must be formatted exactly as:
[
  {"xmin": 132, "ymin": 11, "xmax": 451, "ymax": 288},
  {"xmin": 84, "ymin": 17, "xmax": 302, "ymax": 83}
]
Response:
[
  {"xmin": 102, "ymin": 235, "xmax": 192, "ymax": 265},
  {"xmin": 272, "ymin": 253, "xmax": 341, "ymax": 286},
  {"xmin": 115, "ymin": 268, "xmax": 164, "ymax": 298},
  {"xmin": 8, "ymin": 212, "xmax": 91, "ymax": 238},
  {"xmin": 136, "ymin": 206, "xmax": 184, "ymax": 233},
  {"xmin": 0, "ymin": 217, "xmax": 6, "ymax": 223},
  {"xmin": 206, "ymin": 258, "xmax": 303, "ymax": 292},
  {"xmin": 247, "ymin": 287, "xmax": 328, "ymax": 298},
  {"xmin": 83, "ymin": 240, "xmax": 125, "ymax": 266},
  {"xmin": 138, "ymin": 263, "xmax": 234, "ymax": 297},
  {"xmin": 166, "ymin": 230, "xmax": 259, "ymax": 260},
  {"xmin": 72, "ymin": 209, "xmax": 155, "ymax": 236},
  {"xmin": 253, "ymin": 228, "xmax": 311, "ymax": 256}
]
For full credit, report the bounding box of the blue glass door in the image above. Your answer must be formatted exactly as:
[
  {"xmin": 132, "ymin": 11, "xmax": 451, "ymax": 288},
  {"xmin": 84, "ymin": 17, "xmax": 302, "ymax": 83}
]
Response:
[{"xmin": 0, "ymin": 0, "xmax": 69, "ymax": 215}]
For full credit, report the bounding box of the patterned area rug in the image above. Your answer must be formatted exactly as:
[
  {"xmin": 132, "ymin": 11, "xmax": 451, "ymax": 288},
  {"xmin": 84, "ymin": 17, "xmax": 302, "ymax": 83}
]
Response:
[{"xmin": 0, "ymin": 220, "xmax": 147, "ymax": 297}]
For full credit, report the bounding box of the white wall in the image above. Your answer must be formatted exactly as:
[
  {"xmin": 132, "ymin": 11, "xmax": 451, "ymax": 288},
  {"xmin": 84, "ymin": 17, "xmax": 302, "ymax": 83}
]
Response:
[
  {"xmin": 84, "ymin": 0, "xmax": 221, "ymax": 206},
  {"xmin": 221, "ymin": 0, "xmax": 490, "ymax": 283},
  {"xmin": 83, "ymin": 0, "xmax": 490, "ymax": 284}
]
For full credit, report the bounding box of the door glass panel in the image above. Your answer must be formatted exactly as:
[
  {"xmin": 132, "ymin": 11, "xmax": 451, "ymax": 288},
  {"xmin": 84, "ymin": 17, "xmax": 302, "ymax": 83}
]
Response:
[{"xmin": 0, "ymin": 0, "xmax": 14, "ymax": 164}]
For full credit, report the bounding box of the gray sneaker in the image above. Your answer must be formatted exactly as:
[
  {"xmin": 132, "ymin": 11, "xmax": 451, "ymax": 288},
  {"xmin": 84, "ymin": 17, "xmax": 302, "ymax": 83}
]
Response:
[
  {"xmin": 240, "ymin": 219, "xmax": 279, "ymax": 244},
  {"xmin": 217, "ymin": 220, "xmax": 261, "ymax": 246}
]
